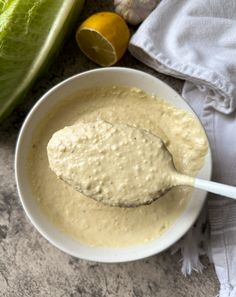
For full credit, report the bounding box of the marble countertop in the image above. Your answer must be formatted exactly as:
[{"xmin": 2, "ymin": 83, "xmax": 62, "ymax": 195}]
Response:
[{"xmin": 0, "ymin": 1, "xmax": 218, "ymax": 296}]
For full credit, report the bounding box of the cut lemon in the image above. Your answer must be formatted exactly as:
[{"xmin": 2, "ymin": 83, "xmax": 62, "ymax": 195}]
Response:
[{"xmin": 76, "ymin": 12, "xmax": 130, "ymax": 67}]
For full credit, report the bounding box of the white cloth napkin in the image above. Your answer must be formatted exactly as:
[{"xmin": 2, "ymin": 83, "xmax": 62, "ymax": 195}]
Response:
[{"xmin": 129, "ymin": 1, "xmax": 236, "ymax": 296}]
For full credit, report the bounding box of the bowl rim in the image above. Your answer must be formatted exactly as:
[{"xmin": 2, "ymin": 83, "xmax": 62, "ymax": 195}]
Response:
[{"xmin": 15, "ymin": 67, "xmax": 212, "ymax": 262}]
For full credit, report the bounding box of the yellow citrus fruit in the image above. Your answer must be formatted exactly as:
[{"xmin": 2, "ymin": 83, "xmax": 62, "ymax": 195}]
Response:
[{"xmin": 76, "ymin": 12, "xmax": 130, "ymax": 67}]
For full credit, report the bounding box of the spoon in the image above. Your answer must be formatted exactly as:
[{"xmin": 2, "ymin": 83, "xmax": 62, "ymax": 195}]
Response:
[{"xmin": 47, "ymin": 120, "xmax": 236, "ymax": 207}]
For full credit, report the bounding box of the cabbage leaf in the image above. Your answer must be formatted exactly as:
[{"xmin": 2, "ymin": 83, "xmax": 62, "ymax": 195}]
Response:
[{"xmin": 0, "ymin": 0, "xmax": 84, "ymax": 122}]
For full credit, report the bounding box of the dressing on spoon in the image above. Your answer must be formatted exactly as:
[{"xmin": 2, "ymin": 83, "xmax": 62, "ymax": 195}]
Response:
[
  {"xmin": 47, "ymin": 120, "xmax": 194, "ymax": 207},
  {"xmin": 47, "ymin": 120, "xmax": 236, "ymax": 207}
]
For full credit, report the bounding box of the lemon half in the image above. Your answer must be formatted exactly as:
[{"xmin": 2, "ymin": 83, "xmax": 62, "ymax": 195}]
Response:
[{"xmin": 76, "ymin": 12, "xmax": 130, "ymax": 67}]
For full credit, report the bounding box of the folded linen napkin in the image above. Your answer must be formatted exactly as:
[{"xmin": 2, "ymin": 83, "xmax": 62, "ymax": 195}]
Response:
[{"xmin": 129, "ymin": 1, "xmax": 236, "ymax": 296}]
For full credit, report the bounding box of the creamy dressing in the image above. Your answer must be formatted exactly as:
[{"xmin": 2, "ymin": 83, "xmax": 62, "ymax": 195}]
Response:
[
  {"xmin": 29, "ymin": 86, "xmax": 208, "ymax": 247},
  {"xmin": 47, "ymin": 121, "xmax": 181, "ymax": 207}
]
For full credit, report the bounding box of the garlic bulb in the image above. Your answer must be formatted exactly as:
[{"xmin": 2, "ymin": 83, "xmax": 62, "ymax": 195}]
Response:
[{"xmin": 114, "ymin": 0, "xmax": 158, "ymax": 25}]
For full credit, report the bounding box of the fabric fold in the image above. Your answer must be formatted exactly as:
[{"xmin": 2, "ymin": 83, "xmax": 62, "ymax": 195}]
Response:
[{"xmin": 129, "ymin": 0, "xmax": 236, "ymax": 114}]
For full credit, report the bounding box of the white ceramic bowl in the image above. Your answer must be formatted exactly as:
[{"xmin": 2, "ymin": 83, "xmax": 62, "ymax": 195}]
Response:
[{"xmin": 15, "ymin": 67, "xmax": 212, "ymax": 262}]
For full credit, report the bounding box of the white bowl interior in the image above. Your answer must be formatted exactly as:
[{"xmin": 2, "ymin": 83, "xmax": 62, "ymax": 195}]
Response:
[{"xmin": 15, "ymin": 67, "xmax": 212, "ymax": 262}]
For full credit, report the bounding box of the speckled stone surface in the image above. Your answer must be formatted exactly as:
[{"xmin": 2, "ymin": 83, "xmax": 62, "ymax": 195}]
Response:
[{"xmin": 0, "ymin": 1, "xmax": 219, "ymax": 296}]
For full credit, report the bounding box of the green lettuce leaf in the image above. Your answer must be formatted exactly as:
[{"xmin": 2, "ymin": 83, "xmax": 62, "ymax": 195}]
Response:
[{"xmin": 0, "ymin": 0, "xmax": 84, "ymax": 122}]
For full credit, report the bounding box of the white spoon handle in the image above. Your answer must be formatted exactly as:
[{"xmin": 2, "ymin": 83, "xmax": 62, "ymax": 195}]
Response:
[{"xmin": 194, "ymin": 178, "xmax": 236, "ymax": 199}]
